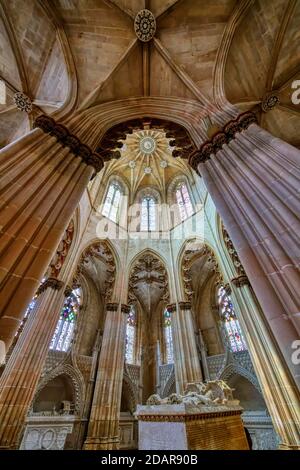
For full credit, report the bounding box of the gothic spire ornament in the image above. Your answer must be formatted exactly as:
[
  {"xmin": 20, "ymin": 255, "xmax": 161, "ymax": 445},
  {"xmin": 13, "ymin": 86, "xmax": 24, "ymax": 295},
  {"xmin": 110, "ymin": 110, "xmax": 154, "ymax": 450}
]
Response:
[{"xmin": 134, "ymin": 9, "xmax": 156, "ymax": 42}]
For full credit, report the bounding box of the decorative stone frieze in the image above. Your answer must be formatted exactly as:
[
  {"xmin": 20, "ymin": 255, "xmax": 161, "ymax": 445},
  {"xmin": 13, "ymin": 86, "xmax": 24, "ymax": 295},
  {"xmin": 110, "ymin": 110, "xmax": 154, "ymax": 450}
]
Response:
[
  {"xmin": 188, "ymin": 112, "xmax": 258, "ymax": 171},
  {"xmin": 231, "ymin": 275, "xmax": 250, "ymax": 288},
  {"xmin": 34, "ymin": 115, "xmax": 104, "ymax": 173},
  {"xmin": 178, "ymin": 301, "xmax": 191, "ymax": 311},
  {"xmin": 106, "ymin": 303, "xmax": 119, "ymax": 312},
  {"xmin": 37, "ymin": 278, "xmax": 64, "ymax": 295}
]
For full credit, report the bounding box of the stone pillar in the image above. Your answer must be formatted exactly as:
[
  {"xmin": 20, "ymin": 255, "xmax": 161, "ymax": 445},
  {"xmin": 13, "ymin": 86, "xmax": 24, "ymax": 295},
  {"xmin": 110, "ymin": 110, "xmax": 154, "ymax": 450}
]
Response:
[
  {"xmin": 167, "ymin": 302, "xmax": 202, "ymax": 394},
  {"xmin": 0, "ymin": 115, "xmax": 103, "ymax": 352},
  {"xmin": 196, "ymin": 329, "xmax": 210, "ymax": 381},
  {"xmin": 0, "ymin": 278, "xmax": 66, "ymax": 449},
  {"xmin": 189, "ymin": 113, "xmax": 300, "ymax": 388},
  {"xmin": 83, "ymin": 303, "xmax": 130, "ymax": 450},
  {"xmin": 229, "ymin": 277, "xmax": 300, "ymax": 449}
]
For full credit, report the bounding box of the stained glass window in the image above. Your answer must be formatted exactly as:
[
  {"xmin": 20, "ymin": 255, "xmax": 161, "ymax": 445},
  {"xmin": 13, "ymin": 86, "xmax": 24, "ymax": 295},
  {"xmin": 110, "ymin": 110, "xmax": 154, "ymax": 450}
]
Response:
[
  {"xmin": 50, "ymin": 288, "xmax": 82, "ymax": 352},
  {"xmin": 164, "ymin": 309, "xmax": 174, "ymax": 363},
  {"xmin": 218, "ymin": 286, "xmax": 247, "ymax": 352},
  {"xmin": 102, "ymin": 182, "xmax": 122, "ymax": 222},
  {"xmin": 141, "ymin": 196, "xmax": 156, "ymax": 231},
  {"xmin": 125, "ymin": 305, "xmax": 136, "ymax": 364},
  {"xmin": 175, "ymin": 183, "xmax": 193, "ymax": 221}
]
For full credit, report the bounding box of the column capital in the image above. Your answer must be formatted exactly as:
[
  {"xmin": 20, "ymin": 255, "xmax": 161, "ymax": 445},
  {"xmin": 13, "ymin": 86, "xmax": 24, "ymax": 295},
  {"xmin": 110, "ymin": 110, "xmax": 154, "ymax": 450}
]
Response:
[
  {"xmin": 37, "ymin": 277, "xmax": 64, "ymax": 295},
  {"xmin": 64, "ymin": 285, "xmax": 73, "ymax": 297},
  {"xmin": 178, "ymin": 301, "xmax": 192, "ymax": 311},
  {"xmin": 231, "ymin": 275, "xmax": 250, "ymax": 288},
  {"xmin": 34, "ymin": 115, "xmax": 104, "ymax": 173},
  {"xmin": 106, "ymin": 302, "xmax": 119, "ymax": 312},
  {"xmin": 188, "ymin": 111, "xmax": 258, "ymax": 171},
  {"xmin": 121, "ymin": 304, "xmax": 131, "ymax": 314},
  {"xmin": 166, "ymin": 303, "xmax": 177, "ymax": 313}
]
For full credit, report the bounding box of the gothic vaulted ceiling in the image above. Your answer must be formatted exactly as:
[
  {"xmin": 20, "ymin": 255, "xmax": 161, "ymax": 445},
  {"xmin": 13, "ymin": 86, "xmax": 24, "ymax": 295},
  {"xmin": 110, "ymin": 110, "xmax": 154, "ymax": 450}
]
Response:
[{"xmin": 0, "ymin": 0, "xmax": 299, "ymax": 148}]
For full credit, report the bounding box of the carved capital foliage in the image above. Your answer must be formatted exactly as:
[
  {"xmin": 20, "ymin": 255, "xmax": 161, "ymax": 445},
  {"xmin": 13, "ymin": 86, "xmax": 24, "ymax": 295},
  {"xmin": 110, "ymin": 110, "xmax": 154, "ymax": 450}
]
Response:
[
  {"xmin": 34, "ymin": 115, "xmax": 104, "ymax": 173},
  {"xmin": 231, "ymin": 275, "xmax": 250, "ymax": 288},
  {"xmin": 121, "ymin": 304, "xmax": 131, "ymax": 314},
  {"xmin": 188, "ymin": 112, "xmax": 258, "ymax": 172},
  {"xmin": 178, "ymin": 301, "xmax": 192, "ymax": 311},
  {"xmin": 37, "ymin": 277, "xmax": 64, "ymax": 295},
  {"xmin": 64, "ymin": 285, "xmax": 73, "ymax": 298},
  {"xmin": 106, "ymin": 302, "xmax": 119, "ymax": 312}
]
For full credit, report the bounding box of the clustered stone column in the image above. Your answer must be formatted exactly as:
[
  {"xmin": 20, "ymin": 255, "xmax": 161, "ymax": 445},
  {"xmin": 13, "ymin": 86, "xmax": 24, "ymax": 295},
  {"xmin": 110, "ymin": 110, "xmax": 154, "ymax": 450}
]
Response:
[
  {"xmin": 0, "ymin": 278, "xmax": 66, "ymax": 449},
  {"xmin": 230, "ymin": 276, "xmax": 300, "ymax": 449},
  {"xmin": 0, "ymin": 115, "xmax": 103, "ymax": 354},
  {"xmin": 83, "ymin": 303, "xmax": 130, "ymax": 450},
  {"xmin": 189, "ymin": 112, "xmax": 300, "ymax": 387},
  {"xmin": 189, "ymin": 114, "xmax": 300, "ymax": 448},
  {"xmin": 167, "ymin": 302, "xmax": 202, "ymax": 393}
]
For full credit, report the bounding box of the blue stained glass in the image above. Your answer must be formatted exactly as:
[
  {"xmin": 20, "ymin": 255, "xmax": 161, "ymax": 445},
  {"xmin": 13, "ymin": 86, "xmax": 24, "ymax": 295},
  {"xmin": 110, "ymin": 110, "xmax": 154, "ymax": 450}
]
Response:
[{"xmin": 218, "ymin": 286, "xmax": 247, "ymax": 352}]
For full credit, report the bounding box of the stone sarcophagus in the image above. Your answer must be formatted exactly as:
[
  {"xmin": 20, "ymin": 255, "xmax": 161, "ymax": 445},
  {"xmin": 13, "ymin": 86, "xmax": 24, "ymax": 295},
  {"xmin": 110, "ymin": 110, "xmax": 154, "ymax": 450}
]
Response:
[{"xmin": 136, "ymin": 380, "xmax": 249, "ymax": 450}]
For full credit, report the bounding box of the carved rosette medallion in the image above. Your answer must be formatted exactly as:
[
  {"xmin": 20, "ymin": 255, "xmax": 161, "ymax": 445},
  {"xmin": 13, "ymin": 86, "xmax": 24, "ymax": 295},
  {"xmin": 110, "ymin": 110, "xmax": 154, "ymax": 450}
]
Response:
[
  {"xmin": 134, "ymin": 9, "xmax": 156, "ymax": 42},
  {"xmin": 261, "ymin": 93, "xmax": 280, "ymax": 112},
  {"xmin": 14, "ymin": 92, "xmax": 32, "ymax": 113}
]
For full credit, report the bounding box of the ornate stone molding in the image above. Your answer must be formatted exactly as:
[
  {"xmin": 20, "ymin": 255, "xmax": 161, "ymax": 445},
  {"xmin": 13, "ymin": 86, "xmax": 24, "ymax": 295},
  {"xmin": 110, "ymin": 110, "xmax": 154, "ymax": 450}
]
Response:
[
  {"xmin": 231, "ymin": 275, "xmax": 250, "ymax": 288},
  {"xmin": 34, "ymin": 115, "xmax": 104, "ymax": 173},
  {"xmin": 37, "ymin": 278, "xmax": 64, "ymax": 295},
  {"xmin": 134, "ymin": 9, "xmax": 156, "ymax": 42},
  {"xmin": 222, "ymin": 226, "xmax": 246, "ymax": 277},
  {"xmin": 106, "ymin": 302, "xmax": 119, "ymax": 312},
  {"xmin": 181, "ymin": 243, "xmax": 223, "ymax": 300},
  {"xmin": 188, "ymin": 111, "xmax": 258, "ymax": 171},
  {"xmin": 121, "ymin": 304, "xmax": 131, "ymax": 315},
  {"xmin": 137, "ymin": 409, "xmax": 242, "ymax": 422},
  {"xmin": 48, "ymin": 220, "xmax": 74, "ymax": 279},
  {"xmin": 73, "ymin": 241, "xmax": 116, "ymax": 301},
  {"xmin": 224, "ymin": 283, "xmax": 232, "ymax": 296},
  {"xmin": 178, "ymin": 301, "xmax": 191, "ymax": 311},
  {"xmin": 261, "ymin": 92, "xmax": 280, "ymax": 113}
]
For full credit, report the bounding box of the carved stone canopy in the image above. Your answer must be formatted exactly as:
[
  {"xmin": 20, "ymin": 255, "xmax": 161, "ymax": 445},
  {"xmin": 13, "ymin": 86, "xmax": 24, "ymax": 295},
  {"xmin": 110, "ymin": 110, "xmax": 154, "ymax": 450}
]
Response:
[
  {"xmin": 128, "ymin": 253, "xmax": 170, "ymax": 311},
  {"xmin": 73, "ymin": 241, "xmax": 116, "ymax": 302},
  {"xmin": 96, "ymin": 117, "xmax": 195, "ymax": 161}
]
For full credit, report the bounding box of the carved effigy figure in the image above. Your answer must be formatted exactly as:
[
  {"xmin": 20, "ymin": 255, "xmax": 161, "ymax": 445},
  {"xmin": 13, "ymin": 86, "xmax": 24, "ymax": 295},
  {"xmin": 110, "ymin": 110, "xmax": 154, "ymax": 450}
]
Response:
[{"xmin": 146, "ymin": 380, "xmax": 237, "ymax": 408}]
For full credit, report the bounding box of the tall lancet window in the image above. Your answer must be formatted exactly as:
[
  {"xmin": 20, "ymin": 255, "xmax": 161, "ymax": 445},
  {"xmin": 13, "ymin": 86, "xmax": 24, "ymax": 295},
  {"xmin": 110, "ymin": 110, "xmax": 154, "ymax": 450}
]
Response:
[
  {"xmin": 175, "ymin": 182, "xmax": 193, "ymax": 221},
  {"xmin": 125, "ymin": 305, "xmax": 136, "ymax": 364},
  {"xmin": 218, "ymin": 286, "xmax": 247, "ymax": 352},
  {"xmin": 164, "ymin": 309, "xmax": 174, "ymax": 364},
  {"xmin": 50, "ymin": 287, "xmax": 82, "ymax": 352},
  {"xmin": 141, "ymin": 196, "xmax": 156, "ymax": 231},
  {"xmin": 102, "ymin": 182, "xmax": 122, "ymax": 222}
]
